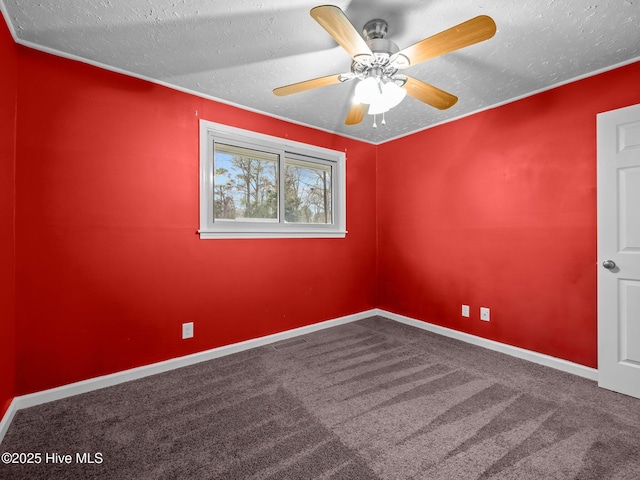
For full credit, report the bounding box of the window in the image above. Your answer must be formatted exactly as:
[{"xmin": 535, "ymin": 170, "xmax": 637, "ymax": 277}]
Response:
[{"xmin": 199, "ymin": 120, "xmax": 346, "ymax": 239}]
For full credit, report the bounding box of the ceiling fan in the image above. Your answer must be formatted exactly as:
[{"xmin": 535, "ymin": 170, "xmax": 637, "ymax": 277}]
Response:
[{"xmin": 273, "ymin": 5, "xmax": 496, "ymax": 126}]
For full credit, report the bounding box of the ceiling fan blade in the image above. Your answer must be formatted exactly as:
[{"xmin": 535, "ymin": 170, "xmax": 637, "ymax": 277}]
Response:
[
  {"xmin": 273, "ymin": 74, "xmax": 343, "ymax": 96},
  {"xmin": 310, "ymin": 5, "xmax": 373, "ymax": 62},
  {"xmin": 403, "ymin": 76, "xmax": 458, "ymax": 110},
  {"xmin": 394, "ymin": 15, "xmax": 496, "ymax": 68},
  {"xmin": 345, "ymin": 102, "xmax": 367, "ymax": 125}
]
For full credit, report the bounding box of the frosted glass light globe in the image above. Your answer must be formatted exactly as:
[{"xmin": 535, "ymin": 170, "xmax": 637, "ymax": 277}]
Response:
[
  {"xmin": 367, "ymin": 81, "xmax": 406, "ymax": 114},
  {"xmin": 354, "ymin": 77, "xmax": 380, "ymax": 104},
  {"xmin": 382, "ymin": 82, "xmax": 406, "ymax": 108}
]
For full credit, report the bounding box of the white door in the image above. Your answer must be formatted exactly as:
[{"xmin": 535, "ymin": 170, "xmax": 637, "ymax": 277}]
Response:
[{"xmin": 597, "ymin": 103, "xmax": 640, "ymax": 399}]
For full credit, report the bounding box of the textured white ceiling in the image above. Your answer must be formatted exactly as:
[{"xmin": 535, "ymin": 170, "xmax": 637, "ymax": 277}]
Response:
[{"xmin": 2, "ymin": 0, "xmax": 639, "ymax": 143}]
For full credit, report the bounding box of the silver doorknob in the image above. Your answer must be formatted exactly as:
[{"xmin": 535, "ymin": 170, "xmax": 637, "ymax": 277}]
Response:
[{"xmin": 603, "ymin": 260, "xmax": 616, "ymax": 269}]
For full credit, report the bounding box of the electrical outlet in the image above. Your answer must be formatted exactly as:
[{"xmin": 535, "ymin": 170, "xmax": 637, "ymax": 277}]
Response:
[
  {"xmin": 480, "ymin": 307, "xmax": 490, "ymax": 322},
  {"xmin": 462, "ymin": 305, "xmax": 470, "ymax": 317},
  {"xmin": 182, "ymin": 322, "xmax": 194, "ymax": 339}
]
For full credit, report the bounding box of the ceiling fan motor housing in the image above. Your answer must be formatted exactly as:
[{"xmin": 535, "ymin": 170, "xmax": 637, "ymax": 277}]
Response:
[
  {"xmin": 347, "ymin": 17, "xmax": 400, "ymax": 84},
  {"xmin": 363, "ymin": 18, "xmax": 399, "ymax": 62},
  {"xmin": 359, "ymin": 48, "xmax": 402, "ymax": 87},
  {"xmin": 363, "ymin": 19, "xmax": 388, "ymax": 40},
  {"xmin": 367, "ymin": 38, "xmax": 399, "ymax": 57}
]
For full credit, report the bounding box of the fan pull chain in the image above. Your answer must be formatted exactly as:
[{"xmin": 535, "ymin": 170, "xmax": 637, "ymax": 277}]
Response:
[{"xmin": 372, "ymin": 112, "xmax": 388, "ymax": 128}]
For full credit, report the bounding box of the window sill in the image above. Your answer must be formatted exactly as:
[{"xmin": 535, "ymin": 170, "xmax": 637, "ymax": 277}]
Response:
[{"xmin": 198, "ymin": 229, "xmax": 347, "ymax": 239}]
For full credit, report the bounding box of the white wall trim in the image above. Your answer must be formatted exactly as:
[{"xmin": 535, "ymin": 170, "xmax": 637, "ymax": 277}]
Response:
[
  {"xmin": 379, "ymin": 55, "xmax": 640, "ymax": 145},
  {"xmin": 1, "ymin": 307, "xmax": 600, "ymax": 444},
  {"xmin": 375, "ymin": 309, "xmax": 599, "ymax": 381},
  {"xmin": 11, "ymin": 310, "xmax": 375, "ymax": 413},
  {"xmin": 0, "ymin": 22, "xmax": 370, "ymax": 147},
  {"xmin": 1, "ymin": 0, "xmax": 638, "ymax": 148},
  {"xmin": 0, "ymin": 399, "xmax": 17, "ymax": 443},
  {"xmin": 0, "ymin": 310, "xmax": 373, "ymax": 443}
]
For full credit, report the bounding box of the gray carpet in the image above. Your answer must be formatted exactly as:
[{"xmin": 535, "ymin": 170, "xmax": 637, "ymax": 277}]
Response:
[{"xmin": 2, "ymin": 316, "xmax": 640, "ymax": 479}]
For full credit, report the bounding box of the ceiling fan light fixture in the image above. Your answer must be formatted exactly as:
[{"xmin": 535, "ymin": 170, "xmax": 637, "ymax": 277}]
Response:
[
  {"xmin": 274, "ymin": 6, "xmax": 496, "ymax": 127},
  {"xmin": 382, "ymin": 81, "xmax": 407, "ymax": 108},
  {"xmin": 357, "ymin": 77, "xmax": 406, "ymax": 115},
  {"xmin": 354, "ymin": 76, "xmax": 381, "ymax": 104},
  {"xmin": 367, "ymin": 99, "xmax": 390, "ymax": 115}
]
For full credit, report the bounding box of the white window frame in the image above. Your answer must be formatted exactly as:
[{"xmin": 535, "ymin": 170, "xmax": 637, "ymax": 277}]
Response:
[{"xmin": 199, "ymin": 120, "xmax": 346, "ymax": 239}]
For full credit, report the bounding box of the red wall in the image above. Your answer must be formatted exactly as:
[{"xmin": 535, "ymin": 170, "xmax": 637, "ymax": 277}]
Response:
[
  {"xmin": 14, "ymin": 48, "xmax": 377, "ymax": 395},
  {"xmin": 0, "ymin": 11, "xmax": 17, "ymax": 420},
  {"xmin": 377, "ymin": 61, "xmax": 640, "ymax": 368},
  {"xmin": 4, "ymin": 14, "xmax": 640, "ymax": 401}
]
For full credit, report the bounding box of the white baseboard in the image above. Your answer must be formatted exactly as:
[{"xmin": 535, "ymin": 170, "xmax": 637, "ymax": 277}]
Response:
[
  {"xmin": 1, "ymin": 307, "xmax": 599, "ymax": 444},
  {"xmin": 12, "ymin": 310, "xmax": 376, "ymax": 413},
  {"xmin": 375, "ymin": 309, "xmax": 599, "ymax": 381},
  {"xmin": 0, "ymin": 310, "xmax": 374, "ymax": 443},
  {"xmin": 0, "ymin": 399, "xmax": 17, "ymax": 443}
]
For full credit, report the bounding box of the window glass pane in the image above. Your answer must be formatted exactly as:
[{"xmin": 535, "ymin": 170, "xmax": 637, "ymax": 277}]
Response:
[
  {"xmin": 214, "ymin": 143, "xmax": 279, "ymax": 222},
  {"xmin": 284, "ymin": 157, "xmax": 332, "ymax": 224}
]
